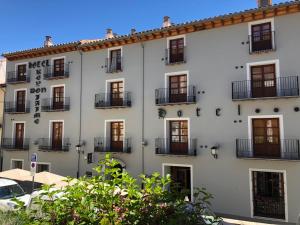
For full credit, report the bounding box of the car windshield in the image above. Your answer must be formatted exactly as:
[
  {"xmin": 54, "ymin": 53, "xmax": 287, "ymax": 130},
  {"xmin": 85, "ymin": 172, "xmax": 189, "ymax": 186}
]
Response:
[{"xmin": 0, "ymin": 184, "xmax": 25, "ymax": 199}]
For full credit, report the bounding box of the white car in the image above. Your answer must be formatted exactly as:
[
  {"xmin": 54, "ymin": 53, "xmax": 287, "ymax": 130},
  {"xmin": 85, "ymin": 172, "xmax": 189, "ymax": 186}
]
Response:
[{"xmin": 0, "ymin": 178, "xmax": 31, "ymax": 210}]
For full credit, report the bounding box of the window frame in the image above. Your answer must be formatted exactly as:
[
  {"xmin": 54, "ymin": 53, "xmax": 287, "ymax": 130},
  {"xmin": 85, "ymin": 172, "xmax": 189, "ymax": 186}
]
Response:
[{"xmin": 10, "ymin": 159, "xmax": 24, "ymax": 169}]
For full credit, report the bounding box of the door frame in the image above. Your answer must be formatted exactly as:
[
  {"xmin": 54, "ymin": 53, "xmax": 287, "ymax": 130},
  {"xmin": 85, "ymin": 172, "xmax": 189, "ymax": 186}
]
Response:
[
  {"xmin": 246, "ymin": 60, "xmax": 280, "ymax": 98},
  {"xmin": 162, "ymin": 163, "xmax": 193, "ymax": 202},
  {"xmin": 14, "ymin": 62, "xmax": 28, "ymax": 77},
  {"xmin": 165, "ymin": 71, "xmax": 189, "ymax": 101},
  {"xmin": 11, "ymin": 121, "xmax": 26, "ymax": 145},
  {"xmin": 14, "ymin": 88, "xmax": 27, "ymax": 110},
  {"xmin": 49, "ymin": 120, "xmax": 64, "ymax": 147},
  {"xmin": 105, "ymin": 78, "xmax": 125, "ymax": 102},
  {"xmin": 50, "ymin": 56, "xmax": 66, "ymax": 75},
  {"xmin": 104, "ymin": 119, "xmax": 126, "ymax": 151},
  {"xmin": 249, "ymin": 168, "xmax": 288, "ymax": 222}
]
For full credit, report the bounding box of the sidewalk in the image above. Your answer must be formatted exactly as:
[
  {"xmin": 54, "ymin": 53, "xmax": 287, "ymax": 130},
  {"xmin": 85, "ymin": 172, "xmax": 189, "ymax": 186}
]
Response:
[{"xmin": 223, "ymin": 218, "xmax": 279, "ymax": 225}]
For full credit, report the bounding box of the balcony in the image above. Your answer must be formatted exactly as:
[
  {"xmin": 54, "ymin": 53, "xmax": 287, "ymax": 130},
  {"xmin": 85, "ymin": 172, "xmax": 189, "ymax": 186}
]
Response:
[
  {"xmin": 249, "ymin": 31, "xmax": 276, "ymax": 54},
  {"xmin": 105, "ymin": 57, "xmax": 123, "ymax": 73},
  {"xmin": 4, "ymin": 101, "xmax": 30, "ymax": 114},
  {"xmin": 155, "ymin": 138, "xmax": 197, "ymax": 156},
  {"xmin": 94, "ymin": 137, "xmax": 131, "ymax": 153},
  {"xmin": 155, "ymin": 86, "xmax": 196, "ymax": 105},
  {"xmin": 232, "ymin": 76, "xmax": 299, "ymax": 100},
  {"xmin": 1, "ymin": 138, "xmax": 30, "ymax": 151},
  {"xmin": 165, "ymin": 47, "xmax": 186, "ymax": 65},
  {"xmin": 43, "ymin": 64, "xmax": 70, "ymax": 80},
  {"xmin": 94, "ymin": 92, "xmax": 131, "ymax": 109},
  {"xmin": 38, "ymin": 138, "xmax": 70, "ymax": 152},
  {"xmin": 41, "ymin": 98, "xmax": 70, "ymax": 112},
  {"xmin": 236, "ymin": 139, "xmax": 300, "ymax": 160},
  {"xmin": 6, "ymin": 71, "xmax": 30, "ymax": 84}
]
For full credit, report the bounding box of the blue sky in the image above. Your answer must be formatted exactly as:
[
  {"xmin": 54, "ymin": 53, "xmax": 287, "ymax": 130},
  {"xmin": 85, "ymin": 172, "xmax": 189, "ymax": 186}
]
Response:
[{"xmin": 0, "ymin": 0, "xmax": 283, "ymax": 55}]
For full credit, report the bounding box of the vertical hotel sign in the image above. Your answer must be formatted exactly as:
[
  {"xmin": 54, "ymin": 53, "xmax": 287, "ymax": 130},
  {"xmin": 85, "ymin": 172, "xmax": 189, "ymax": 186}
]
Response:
[{"xmin": 29, "ymin": 60, "xmax": 48, "ymax": 124}]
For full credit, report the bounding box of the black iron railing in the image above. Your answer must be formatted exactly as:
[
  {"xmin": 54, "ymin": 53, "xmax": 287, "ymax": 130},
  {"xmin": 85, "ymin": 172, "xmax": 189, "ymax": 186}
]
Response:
[
  {"xmin": 105, "ymin": 57, "xmax": 123, "ymax": 73},
  {"xmin": 1, "ymin": 138, "xmax": 30, "ymax": 150},
  {"xmin": 38, "ymin": 138, "xmax": 70, "ymax": 152},
  {"xmin": 165, "ymin": 47, "xmax": 186, "ymax": 65},
  {"xmin": 94, "ymin": 92, "xmax": 131, "ymax": 108},
  {"xmin": 249, "ymin": 31, "xmax": 276, "ymax": 54},
  {"xmin": 41, "ymin": 97, "xmax": 70, "ymax": 112},
  {"xmin": 4, "ymin": 101, "xmax": 30, "ymax": 114},
  {"xmin": 94, "ymin": 137, "xmax": 131, "ymax": 153},
  {"xmin": 155, "ymin": 85, "xmax": 196, "ymax": 105},
  {"xmin": 232, "ymin": 76, "xmax": 299, "ymax": 100},
  {"xmin": 253, "ymin": 197, "xmax": 285, "ymax": 220},
  {"xmin": 6, "ymin": 71, "xmax": 31, "ymax": 84},
  {"xmin": 155, "ymin": 138, "xmax": 197, "ymax": 156},
  {"xmin": 236, "ymin": 139, "xmax": 300, "ymax": 160},
  {"xmin": 43, "ymin": 64, "xmax": 70, "ymax": 79}
]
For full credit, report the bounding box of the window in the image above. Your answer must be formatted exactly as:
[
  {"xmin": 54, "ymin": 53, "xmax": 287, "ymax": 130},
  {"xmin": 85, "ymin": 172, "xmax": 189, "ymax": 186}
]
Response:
[
  {"xmin": 108, "ymin": 49, "xmax": 122, "ymax": 72},
  {"xmin": 110, "ymin": 121, "xmax": 124, "ymax": 152},
  {"xmin": 53, "ymin": 58, "xmax": 65, "ymax": 77},
  {"xmin": 51, "ymin": 122, "xmax": 63, "ymax": 150},
  {"xmin": 251, "ymin": 64, "xmax": 276, "ymax": 98},
  {"xmin": 110, "ymin": 81, "xmax": 124, "ymax": 106},
  {"xmin": 15, "ymin": 90, "xmax": 26, "ymax": 112},
  {"xmin": 37, "ymin": 163, "xmax": 50, "ymax": 173},
  {"xmin": 52, "ymin": 86, "xmax": 64, "ymax": 110},
  {"xmin": 11, "ymin": 160, "xmax": 23, "ymax": 169},
  {"xmin": 252, "ymin": 171, "xmax": 285, "ymax": 220},
  {"xmin": 252, "ymin": 118, "xmax": 280, "ymax": 158},
  {"xmin": 168, "ymin": 38, "xmax": 185, "ymax": 64},
  {"xmin": 17, "ymin": 64, "xmax": 27, "ymax": 81},
  {"xmin": 14, "ymin": 123, "xmax": 25, "ymax": 149},
  {"xmin": 169, "ymin": 75, "xmax": 187, "ymax": 103},
  {"xmin": 250, "ymin": 22, "xmax": 274, "ymax": 52},
  {"xmin": 169, "ymin": 120, "xmax": 188, "ymax": 154}
]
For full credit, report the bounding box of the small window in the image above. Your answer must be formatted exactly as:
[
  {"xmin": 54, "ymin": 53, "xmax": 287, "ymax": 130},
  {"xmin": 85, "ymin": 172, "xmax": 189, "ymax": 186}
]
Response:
[
  {"xmin": 11, "ymin": 160, "xmax": 23, "ymax": 169},
  {"xmin": 110, "ymin": 81, "xmax": 124, "ymax": 106},
  {"xmin": 37, "ymin": 164, "xmax": 50, "ymax": 173},
  {"xmin": 52, "ymin": 86, "xmax": 65, "ymax": 110},
  {"xmin": 167, "ymin": 38, "xmax": 185, "ymax": 64},
  {"xmin": 53, "ymin": 58, "xmax": 65, "ymax": 77},
  {"xmin": 107, "ymin": 49, "xmax": 122, "ymax": 72},
  {"xmin": 169, "ymin": 75, "xmax": 187, "ymax": 103},
  {"xmin": 15, "ymin": 90, "xmax": 26, "ymax": 112},
  {"xmin": 250, "ymin": 22, "xmax": 274, "ymax": 53},
  {"xmin": 17, "ymin": 64, "xmax": 27, "ymax": 81}
]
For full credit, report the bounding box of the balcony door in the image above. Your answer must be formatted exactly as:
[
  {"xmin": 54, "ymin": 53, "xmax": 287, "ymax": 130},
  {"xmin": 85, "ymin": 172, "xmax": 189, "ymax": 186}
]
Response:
[
  {"xmin": 252, "ymin": 171, "xmax": 285, "ymax": 220},
  {"xmin": 17, "ymin": 64, "xmax": 26, "ymax": 81},
  {"xmin": 251, "ymin": 64, "xmax": 276, "ymax": 98},
  {"xmin": 169, "ymin": 38, "xmax": 184, "ymax": 63},
  {"xmin": 251, "ymin": 22, "xmax": 272, "ymax": 52},
  {"xmin": 110, "ymin": 49, "xmax": 122, "ymax": 71},
  {"xmin": 16, "ymin": 90, "xmax": 26, "ymax": 112},
  {"xmin": 52, "ymin": 86, "xmax": 64, "ymax": 110},
  {"xmin": 169, "ymin": 75, "xmax": 187, "ymax": 103},
  {"xmin": 110, "ymin": 81, "xmax": 123, "ymax": 106},
  {"xmin": 53, "ymin": 58, "xmax": 65, "ymax": 77},
  {"xmin": 110, "ymin": 122, "xmax": 123, "ymax": 152},
  {"xmin": 169, "ymin": 120, "xmax": 188, "ymax": 154},
  {"xmin": 170, "ymin": 166, "xmax": 191, "ymax": 200},
  {"xmin": 52, "ymin": 122, "xmax": 63, "ymax": 150},
  {"xmin": 15, "ymin": 123, "xmax": 24, "ymax": 149},
  {"xmin": 252, "ymin": 118, "xmax": 280, "ymax": 158}
]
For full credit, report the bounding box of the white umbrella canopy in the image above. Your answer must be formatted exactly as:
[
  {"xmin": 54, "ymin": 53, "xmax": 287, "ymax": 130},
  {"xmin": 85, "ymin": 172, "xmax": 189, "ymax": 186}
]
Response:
[
  {"xmin": 33, "ymin": 171, "xmax": 66, "ymax": 186},
  {"xmin": 0, "ymin": 169, "xmax": 32, "ymax": 181}
]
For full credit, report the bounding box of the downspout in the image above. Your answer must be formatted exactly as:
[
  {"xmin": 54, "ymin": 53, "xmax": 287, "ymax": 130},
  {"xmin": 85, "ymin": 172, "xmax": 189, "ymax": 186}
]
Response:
[
  {"xmin": 77, "ymin": 50, "xmax": 83, "ymax": 178},
  {"xmin": 141, "ymin": 41, "xmax": 145, "ymax": 175},
  {"xmin": 0, "ymin": 87, "xmax": 6, "ymax": 172}
]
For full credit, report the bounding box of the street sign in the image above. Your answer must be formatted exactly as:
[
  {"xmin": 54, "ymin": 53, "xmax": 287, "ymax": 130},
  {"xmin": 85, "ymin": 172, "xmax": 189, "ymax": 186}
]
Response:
[
  {"xmin": 30, "ymin": 153, "xmax": 38, "ymax": 176},
  {"xmin": 31, "ymin": 153, "xmax": 38, "ymax": 163}
]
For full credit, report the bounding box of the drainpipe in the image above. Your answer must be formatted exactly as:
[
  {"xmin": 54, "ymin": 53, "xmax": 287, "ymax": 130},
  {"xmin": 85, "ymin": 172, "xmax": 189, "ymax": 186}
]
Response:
[
  {"xmin": 0, "ymin": 86, "xmax": 6, "ymax": 172},
  {"xmin": 141, "ymin": 41, "xmax": 145, "ymax": 175},
  {"xmin": 76, "ymin": 50, "xmax": 83, "ymax": 178}
]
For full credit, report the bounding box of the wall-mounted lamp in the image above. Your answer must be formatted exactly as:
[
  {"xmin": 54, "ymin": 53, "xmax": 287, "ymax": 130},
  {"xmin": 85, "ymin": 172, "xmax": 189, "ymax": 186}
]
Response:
[{"xmin": 210, "ymin": 145, "xmax": 220, "ymax": 159}]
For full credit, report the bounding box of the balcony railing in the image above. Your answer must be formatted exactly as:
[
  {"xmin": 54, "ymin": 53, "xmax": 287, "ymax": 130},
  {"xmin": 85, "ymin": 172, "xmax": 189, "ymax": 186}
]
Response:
[
  {"xmin": 6, "ymin": 71, "xmax": 31, "ymax": 84},
  {"xmin": 4, "ymin": 101, "xmax": 30, "ymax": 114},
  {"xmin": 1, "ymin": 138, "xmax": 30, "ymax": 151},
  {"xmin": 253, "ymin": 196, "xmax": 285, "ymax": 220},
  {"xmin": 249, "ymin": 31, "xmax": 276, "ymax": 54},
  {"xmin": 105, "ymin": 57, "xmax": 123, "ymax": 73},
  {"xmin": 94, "ymin": 137, "xmax": 131, "ymax": 153},
  {"xmin": 38, "ymin": 138, "xmax": 70, "ymax": 152},
  {"xmin": 232, "ymin": 76, "xmax": 299, "ymax": 100},
  {"xmin": 155, "ymin": 138, "xmax": 197, "ymax": 156},
  {"xmin": 41, "ymin": 97, "xmax": 70, "ymax": 112},
  {"xmin": 236, "ymin": 139, "xmax": 300, "ymax": 160},
  {"xmin": 94, "ymin": 92, "xmax": 131, "ymax": 109},
  {"xmin": 155, "ymin": 85, "xmax": 196, "ymax": 105},
  {"xmin": 165, "ymin": 47, "xmax": 186, "ymax": 65},
  {"xmin": 43, "ymin": 64, "xmax": 70, "ymax": 79}
]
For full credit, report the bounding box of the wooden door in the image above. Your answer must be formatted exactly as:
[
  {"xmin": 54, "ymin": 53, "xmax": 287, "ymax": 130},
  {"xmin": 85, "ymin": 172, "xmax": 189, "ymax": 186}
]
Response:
[
  {"xmin": 15, "ymin": 123, "xmax": 24, "ymax": 149},
  {"xmin": 52, "ymin": 122, "xmax": 63, "ymax": 150},
  {"xmin": 110, "ymin": 81, "xmax": 124, "ymax": 106},
  {"xmin": 251, "ymin": 64, "xmax": 276, "ymax": 98},
  {"xmin": 252, "ymin": 171, "xmax": 285, "ymax": 220},
  {"xmin": 110, "ymin": 122, "xmax": 123, "ymax": 152},
  {"xmin": 16, "ymin": 90, "xmax": 26, "ymax": 112},
  {"xmin": 110, "ymin": 49, "xmax": 122, "ymax": 71},
  {"xmin": 169, "ymin": 120, "xmax": 188, "ymax": 154},
  {"xmin": 169, "ymin": 38, "xmax": 184, "ymax": 63},
  {"xmin": 170, "ymin": 167, "xmax": 191, "ymax": 199},
  {"xmin": 251, "ymin": 22, "xmax": 272, "ymax": 52},
  {"xmin": 169, "ymin": 75, "xmax": 187, "ymax": 103},
  {"xmin": 53, "ymin": 58, "xmax": 65, "ymax": 77},
  {"xmin": 252, "ymin": 118, "xmax": 280, "ymax": 158},
  {"xmin": 52, "ymin": 86, "xmax": 64, "ymax": 110},
  {"xmin": 17, "ymin": 64, "xmax": 26, "ymax": 81}
]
